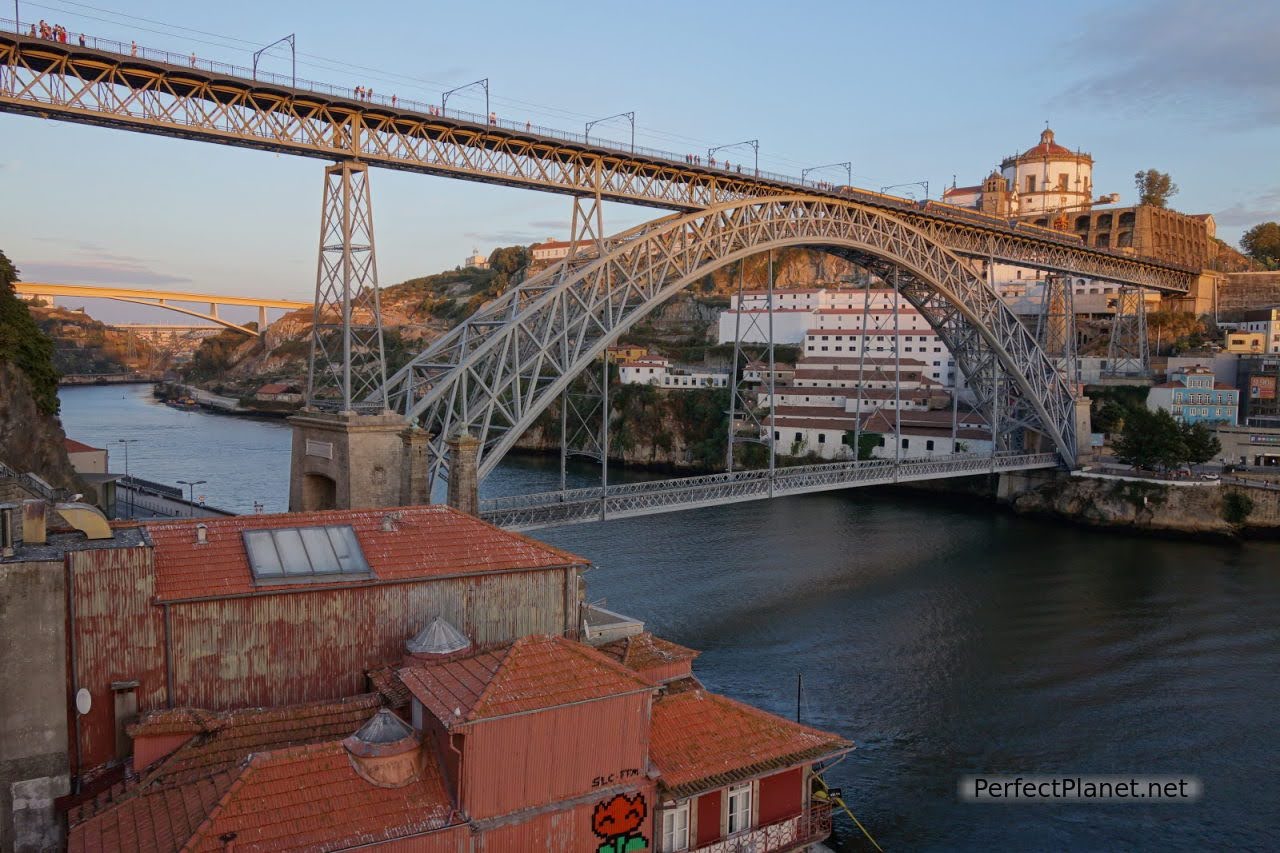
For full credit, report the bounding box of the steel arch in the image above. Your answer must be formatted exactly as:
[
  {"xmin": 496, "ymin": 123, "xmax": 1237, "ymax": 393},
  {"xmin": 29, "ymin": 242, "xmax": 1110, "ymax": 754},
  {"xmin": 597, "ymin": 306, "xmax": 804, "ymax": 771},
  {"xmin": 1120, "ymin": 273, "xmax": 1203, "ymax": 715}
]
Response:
[{"xmin": 383, "ymin": 195, "xmax": 1077, "ymax": 487}]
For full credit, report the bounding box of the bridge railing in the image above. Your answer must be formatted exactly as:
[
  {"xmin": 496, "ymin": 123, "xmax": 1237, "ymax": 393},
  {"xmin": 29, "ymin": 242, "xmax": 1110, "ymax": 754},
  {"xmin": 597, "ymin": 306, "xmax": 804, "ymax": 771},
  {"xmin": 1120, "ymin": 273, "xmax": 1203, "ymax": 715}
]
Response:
[{"xmin": 480, "ymin": 452, "xmax": 1059, "ymax": 527}]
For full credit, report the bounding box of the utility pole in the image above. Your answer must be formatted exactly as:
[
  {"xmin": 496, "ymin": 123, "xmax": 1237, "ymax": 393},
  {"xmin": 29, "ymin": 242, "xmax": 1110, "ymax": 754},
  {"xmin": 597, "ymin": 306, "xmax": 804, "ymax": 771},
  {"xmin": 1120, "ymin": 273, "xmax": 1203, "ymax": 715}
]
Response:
[{"xmin": 117, "ymin": 439, "xmax": 138, "ymax": 518}]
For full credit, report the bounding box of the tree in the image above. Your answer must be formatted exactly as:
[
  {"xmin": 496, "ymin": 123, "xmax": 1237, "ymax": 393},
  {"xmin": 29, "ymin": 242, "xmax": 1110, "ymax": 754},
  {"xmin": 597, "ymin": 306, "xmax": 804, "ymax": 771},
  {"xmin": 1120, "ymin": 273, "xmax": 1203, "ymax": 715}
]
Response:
[
  {"xmin": 1112, "ymin": 407, "xmax": 1186, "ymax": 470},
  {"xmin": 0, "ymin": 250, "xmax": 61, "ymax": 414},
  {"xmin": 1094, "ymin": 400, "xmax": 1129, "ymax": 434},
  {"xmin": 1180, "ymin": 422, "xmax": 1221, "ymax": 466},
  {"xmin": 1134, "ymin": 169, "xmax": 1179, "ymax": 208},
  {"xmin": 1240, "ymin": 222, "xmax": 1280, "ymax": 269}
]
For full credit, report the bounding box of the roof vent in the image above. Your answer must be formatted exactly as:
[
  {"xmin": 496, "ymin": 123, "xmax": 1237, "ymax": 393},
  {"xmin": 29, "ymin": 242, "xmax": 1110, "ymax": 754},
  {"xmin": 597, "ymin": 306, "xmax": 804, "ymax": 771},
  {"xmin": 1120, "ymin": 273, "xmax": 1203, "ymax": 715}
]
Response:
[
  {"xmin": 343, "ymin": 709, "xmax": 421, "ymax": 788},
  {"xmin": 381, "ymin": 512, "xmax": 401, "ymax": 532},
  {"xmin": 195, "ymin": 523, "xmax": 208, "ymax": 545},
  {"xmin": 405, "ymin": 616, "xmax": 471, "ymax": 656},
  {"xmin": 54, "ymin": 502, "xmax": 112, "ymax": 541}
]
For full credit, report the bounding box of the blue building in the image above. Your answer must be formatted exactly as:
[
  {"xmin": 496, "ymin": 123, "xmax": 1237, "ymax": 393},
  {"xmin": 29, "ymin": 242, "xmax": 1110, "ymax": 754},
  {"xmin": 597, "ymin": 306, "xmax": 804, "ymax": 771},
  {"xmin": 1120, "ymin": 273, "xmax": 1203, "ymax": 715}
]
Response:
[{"xmin": 1147, "ymin": 365, "xmax": 1239, "ymax": 426}]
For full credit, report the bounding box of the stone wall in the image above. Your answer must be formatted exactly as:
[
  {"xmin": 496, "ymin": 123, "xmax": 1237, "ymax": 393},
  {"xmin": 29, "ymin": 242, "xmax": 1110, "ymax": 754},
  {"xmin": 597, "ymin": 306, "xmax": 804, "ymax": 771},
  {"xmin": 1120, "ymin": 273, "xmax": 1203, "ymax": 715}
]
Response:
[
  {"xmin": 1219, "ymin": 272, "xmax": 1280, "ymax": 315},
  {"xmin": 0, "ymin": 558, "xmax": 69, "ymax": 852}
]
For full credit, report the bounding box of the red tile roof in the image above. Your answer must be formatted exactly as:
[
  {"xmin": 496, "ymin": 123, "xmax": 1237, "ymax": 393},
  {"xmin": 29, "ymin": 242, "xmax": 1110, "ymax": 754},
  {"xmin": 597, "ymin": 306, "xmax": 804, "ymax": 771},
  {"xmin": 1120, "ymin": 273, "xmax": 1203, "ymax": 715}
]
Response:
[
  {"xmin": 72, "ymin": 695, "xmax": 388, "ymax": 827},
  {"xmin": 943, "ymin": 185, "xmax": 981, "ymax": 197},
  {"xmin": 254, "ymin": 382, "xmax": 296, "ymax": 395},
  {"xmin": 398, "ymin": 635, "xmax": 653, "ymax": 728},
  {"xmin": 649, "ymin": 688, "xmax": 852, "ymax": 799},
  {"xmin": 597, "ymin": 633, "xmax": 699, "ymax": 678},
  {"xmin": 64, "ymin": 437, "xmax": 103, "ymax": 453},
  {"xmin": 139, "ymin": 694, "xmax": 385, "ymax": 787},
  {"xmin": 143, "ymin": 504, "xmax": 586, "ymax": 602},
  {"xmin": 69, "ymin": 740, "xmax": 461, "ymax": 853}
]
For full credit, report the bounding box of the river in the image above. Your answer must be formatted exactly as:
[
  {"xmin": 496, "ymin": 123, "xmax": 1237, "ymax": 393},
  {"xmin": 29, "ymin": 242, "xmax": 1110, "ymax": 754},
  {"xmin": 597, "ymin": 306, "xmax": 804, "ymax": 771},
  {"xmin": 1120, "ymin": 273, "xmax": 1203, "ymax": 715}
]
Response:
[{"xmin": 59, "ymin": 384, "xmax": 1280, "ymax": 851}]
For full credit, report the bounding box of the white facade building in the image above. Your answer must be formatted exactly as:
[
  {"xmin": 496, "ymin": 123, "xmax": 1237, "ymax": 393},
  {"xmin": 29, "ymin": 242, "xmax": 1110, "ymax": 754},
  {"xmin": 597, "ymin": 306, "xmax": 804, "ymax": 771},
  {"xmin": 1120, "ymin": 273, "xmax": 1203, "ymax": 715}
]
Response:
[
  {"xmin": 463, "ymin": 248, "xmax": 489, "ymax": 269},
  {"xmin": 618, "ymin": 357, "xmax": 729, "ymax": 389},
  {"xmin": 1241, "ymin": 308, "xmax": 1280, "ymax": 354},
  {"xmin": 719, "ymin": 288, "xmax": 963, "ymax": 389}
]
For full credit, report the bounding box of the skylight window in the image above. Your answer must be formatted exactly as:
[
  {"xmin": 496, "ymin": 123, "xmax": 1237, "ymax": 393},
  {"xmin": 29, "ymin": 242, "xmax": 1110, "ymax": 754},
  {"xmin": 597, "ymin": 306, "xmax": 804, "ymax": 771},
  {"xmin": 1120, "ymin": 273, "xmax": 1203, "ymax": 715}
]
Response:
[{"xmin": 243, "ymin": 525, "xmax": 371, "ymax": 582}]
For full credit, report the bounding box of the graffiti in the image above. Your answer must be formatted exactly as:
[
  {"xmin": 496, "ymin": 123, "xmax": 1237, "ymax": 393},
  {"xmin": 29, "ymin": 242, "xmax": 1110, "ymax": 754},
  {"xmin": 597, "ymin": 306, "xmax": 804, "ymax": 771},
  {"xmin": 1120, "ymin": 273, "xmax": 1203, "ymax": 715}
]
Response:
[
  {"xmin": 592, "ymin": 792, "xmax": 649, "ymax": 853},
  {"xmin": 593, "ymin": 768, "xmax": 642, "ymax": 788}
]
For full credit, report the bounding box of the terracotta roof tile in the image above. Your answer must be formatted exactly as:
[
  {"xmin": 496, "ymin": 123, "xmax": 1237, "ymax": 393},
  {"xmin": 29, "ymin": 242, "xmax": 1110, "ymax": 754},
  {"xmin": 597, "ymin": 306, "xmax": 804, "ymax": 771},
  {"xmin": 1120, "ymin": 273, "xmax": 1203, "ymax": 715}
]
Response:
[
  {"xmin": 597, "ymin": 633, "xmax": 699, "ymax": 676},
  {"xmin": 143, "ymin": 504, "xmax": 586, "ymax": 602},
  {"xmin": 64, "ymin": 437, "xmax": 104, "ymax": 453},
  {"xmin": 70, "ymin": 740, "xmax": 461, "ymax": 853},
  {"xmin": 650, "ymin": 689, "xmax": 852, "ymax": 799},
  {"xmin": 399, "ymin": 635, "xmax": 653, "ymax": 728},
  {"xmin": 367, "ymin": 666, "xmax": 413, "ymax": 709}
]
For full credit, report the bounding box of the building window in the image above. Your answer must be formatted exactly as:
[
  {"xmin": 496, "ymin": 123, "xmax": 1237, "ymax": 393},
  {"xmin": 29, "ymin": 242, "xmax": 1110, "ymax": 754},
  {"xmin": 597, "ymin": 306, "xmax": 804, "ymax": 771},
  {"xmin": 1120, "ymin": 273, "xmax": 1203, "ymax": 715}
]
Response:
[
  {"xmin": 662, "ymin": 802, "xmax": 690, "ymax": 852},
  {"xmin": 818, "ymin": 433, "xmax": 827, "ymax": 443},
  {"xmin": 902, "ymin": 438, "xmax": 910, "ymax": 449},
  {"xmin": 795, "ymin": 432, "xmax": 803, "ymax": 443},
  {"xmin": 1026, "ymin": 175, "xmax": 1036, "ymax": 193},
  {"xmin": 926, "ymin": 440, "xmax": 935, "ymax": 451},
  {"xmin": 727, "ymin": 784, "xmax": 753, "ymax": 835}
]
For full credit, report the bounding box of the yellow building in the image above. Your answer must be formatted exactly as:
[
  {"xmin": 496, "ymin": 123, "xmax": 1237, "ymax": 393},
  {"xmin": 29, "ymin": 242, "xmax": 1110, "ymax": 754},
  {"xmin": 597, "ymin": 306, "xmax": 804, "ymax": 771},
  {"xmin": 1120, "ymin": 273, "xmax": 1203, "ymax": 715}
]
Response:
[
  {"xmin": 1226, "ymin": 331, "xmax": 1266, "ymax": 354},
  {"xmin": 605, "ymin": 344, "xmax": 648, "ymax": 363}
]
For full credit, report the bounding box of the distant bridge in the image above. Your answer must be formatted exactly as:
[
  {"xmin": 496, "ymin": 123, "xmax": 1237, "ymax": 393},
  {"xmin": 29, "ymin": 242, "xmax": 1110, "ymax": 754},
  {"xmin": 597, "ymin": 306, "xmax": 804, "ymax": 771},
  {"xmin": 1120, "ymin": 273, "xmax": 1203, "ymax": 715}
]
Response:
[
  {"xmin": 482, "ymin": 453, "xmax": 1059, "ymax": 530},
  {"xmin": 15, "ymin": 282, "xmax": 310, "ymax": 334}
]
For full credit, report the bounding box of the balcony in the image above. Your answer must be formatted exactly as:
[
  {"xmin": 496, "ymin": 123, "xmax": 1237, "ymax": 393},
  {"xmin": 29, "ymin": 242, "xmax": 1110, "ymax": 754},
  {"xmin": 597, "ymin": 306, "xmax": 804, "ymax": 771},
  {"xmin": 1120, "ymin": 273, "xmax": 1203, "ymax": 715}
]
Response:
[{"xmin": 691, "ymin": 802, "xmax": 832, "ymax": 853}]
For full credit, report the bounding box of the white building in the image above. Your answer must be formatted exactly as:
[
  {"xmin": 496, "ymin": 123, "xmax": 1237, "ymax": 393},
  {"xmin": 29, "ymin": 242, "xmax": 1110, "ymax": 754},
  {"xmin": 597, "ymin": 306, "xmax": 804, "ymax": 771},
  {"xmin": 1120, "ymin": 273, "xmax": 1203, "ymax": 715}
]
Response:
[
  {"xmin": 1241, "ymin": 308, "xmax": 1280, "ymax": 354},
  {"xmin": 618, "ymin": 357, "xmax": 729, "ymax": 389},
  {"xmin": 720, "ymin": 288, "xmax": 964, "ymax": 390},
  {"xmin": 761, "ymin": 408, "xmax": 991, "ymax": 461},
  {"xmin": 530, "ymin": 239, "xmax": 592, "ymax": 265},
  {"xmin": 464, "ymin": 248, "xmax": 489, "ymax": 269}
]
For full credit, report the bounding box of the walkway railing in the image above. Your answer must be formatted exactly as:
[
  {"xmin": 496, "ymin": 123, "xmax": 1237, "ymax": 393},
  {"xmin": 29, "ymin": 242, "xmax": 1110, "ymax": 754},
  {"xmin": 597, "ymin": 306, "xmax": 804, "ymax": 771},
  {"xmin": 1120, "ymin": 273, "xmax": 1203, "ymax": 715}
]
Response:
[
  {"xmin": 0, "ymin": 459, "xmax": 68, "ymax": 501},
  {"xmin": 692, "ymin": 801, "xmax": 832, "ymax": 853},
  {"xmin": 481, "ymin": 452, "xmax": 1059, "ymax": 530}
]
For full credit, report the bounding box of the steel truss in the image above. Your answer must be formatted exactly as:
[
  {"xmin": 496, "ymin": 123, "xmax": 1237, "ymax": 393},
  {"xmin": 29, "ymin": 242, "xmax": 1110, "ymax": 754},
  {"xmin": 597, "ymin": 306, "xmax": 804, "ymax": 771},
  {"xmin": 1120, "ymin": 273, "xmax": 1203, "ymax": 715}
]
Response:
[
  {"xmin": 306, "ymin": 161, "xmax": 388, "ymax": 411},
  {"xmin": 481, "ymin": 452, "xmax": 1060, "ymax": 531},
  {"xmin": 1106, "ymin": 286, "xmax": 1151, "ymax": 378},
  {"xmin": 382, "ymin": 195, "xmax": 1080, "ymax": 491},
  {"xmin": 1035, "ymin": 275, "xmax": 1078, "ymax": 382},
  {"xmin": 0, "ymin": 31, "xmax": 1193, "ymax": 293}
]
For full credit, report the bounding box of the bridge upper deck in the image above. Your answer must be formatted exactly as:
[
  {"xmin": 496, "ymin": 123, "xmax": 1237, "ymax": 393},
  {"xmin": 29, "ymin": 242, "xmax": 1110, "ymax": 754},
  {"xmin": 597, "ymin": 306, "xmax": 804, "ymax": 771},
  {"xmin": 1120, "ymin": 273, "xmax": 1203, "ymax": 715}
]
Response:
[{"xmin": 0, "ymin": 26, "xmax": 1194, "ymax": 293}]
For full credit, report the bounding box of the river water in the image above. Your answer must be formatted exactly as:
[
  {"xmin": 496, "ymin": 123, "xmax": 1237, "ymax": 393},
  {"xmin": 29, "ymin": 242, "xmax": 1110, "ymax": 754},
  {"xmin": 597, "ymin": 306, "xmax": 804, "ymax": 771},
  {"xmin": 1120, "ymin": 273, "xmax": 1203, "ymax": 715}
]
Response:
[{"xmin": 59, "ymin": 385, "xmax": 1280, "ymax": 851}]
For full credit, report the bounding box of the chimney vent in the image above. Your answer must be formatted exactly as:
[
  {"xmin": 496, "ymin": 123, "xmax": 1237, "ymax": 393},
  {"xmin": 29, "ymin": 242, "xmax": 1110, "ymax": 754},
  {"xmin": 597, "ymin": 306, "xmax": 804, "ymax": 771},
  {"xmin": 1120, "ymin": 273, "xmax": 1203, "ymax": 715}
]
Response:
[
  {"xmin": 22, "ymin": 499, "xmax": 47, "ymax": 546},
  {"xmin": 195, "ymin": 523, "xmax": 208, "ymax": 545},
  {"xmin": 0, "ymin": 502, "xmax": 18, "ymax": 556}
]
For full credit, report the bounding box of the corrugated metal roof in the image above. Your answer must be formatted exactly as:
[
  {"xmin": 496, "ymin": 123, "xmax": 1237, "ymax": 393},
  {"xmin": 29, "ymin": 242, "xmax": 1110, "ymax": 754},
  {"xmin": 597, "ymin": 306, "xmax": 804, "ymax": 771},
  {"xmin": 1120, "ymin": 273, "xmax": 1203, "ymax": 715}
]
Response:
[
  {"xmin": 143, "ymin": 504, "xmax": 586, "ymax": 602},
  {"xmin": 649, "ymin": 688, "xmax": 852, "ymax": 800},
  {"xmin": 399, "ymin": 635, "xmax": 654, "ymax": 728}
]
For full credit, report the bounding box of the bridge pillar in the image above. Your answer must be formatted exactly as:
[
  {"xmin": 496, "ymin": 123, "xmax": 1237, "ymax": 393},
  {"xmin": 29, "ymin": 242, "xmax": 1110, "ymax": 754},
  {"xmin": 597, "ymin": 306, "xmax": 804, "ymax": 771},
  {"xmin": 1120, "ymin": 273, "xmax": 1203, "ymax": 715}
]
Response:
[
  {"xmin": 445, "ymin": 431, "xmax": 481, "ymax": 517},
  {"xmin": 400, "ymin": 426, "xmax": 432, "ymax": 506},
  {"xmin": 288, "ymin": 410, "xmax": 412, "ymax": 512},
  {"xmin": 1073, "ymin": 394, "xmax": 1094, "ymax": 466}
]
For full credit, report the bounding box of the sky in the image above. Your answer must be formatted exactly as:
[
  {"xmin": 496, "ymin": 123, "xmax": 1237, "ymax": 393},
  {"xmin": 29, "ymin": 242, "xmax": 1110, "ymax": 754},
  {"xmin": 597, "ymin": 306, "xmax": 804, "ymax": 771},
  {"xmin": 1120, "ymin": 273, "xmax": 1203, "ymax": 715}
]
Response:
[{"xmin": 2, "ymin": 0, "xmax": 1278, "ymax": 325}]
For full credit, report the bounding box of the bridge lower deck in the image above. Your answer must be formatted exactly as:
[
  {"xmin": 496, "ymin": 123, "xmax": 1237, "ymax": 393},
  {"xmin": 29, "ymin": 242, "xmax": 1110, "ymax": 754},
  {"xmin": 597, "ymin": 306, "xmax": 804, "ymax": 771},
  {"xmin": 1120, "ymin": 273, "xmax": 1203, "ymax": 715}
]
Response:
[{"xmin": 480, "ymin": 452, "xmax": 1059, "ymax": 530}]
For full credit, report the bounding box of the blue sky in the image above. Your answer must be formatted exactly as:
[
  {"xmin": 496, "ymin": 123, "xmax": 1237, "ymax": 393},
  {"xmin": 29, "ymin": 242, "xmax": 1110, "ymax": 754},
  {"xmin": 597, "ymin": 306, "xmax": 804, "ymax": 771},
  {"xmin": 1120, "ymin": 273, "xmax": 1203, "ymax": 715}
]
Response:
[{"xmin": 2, "ymin": 0, "xmax": 1277, "ymax": 324}]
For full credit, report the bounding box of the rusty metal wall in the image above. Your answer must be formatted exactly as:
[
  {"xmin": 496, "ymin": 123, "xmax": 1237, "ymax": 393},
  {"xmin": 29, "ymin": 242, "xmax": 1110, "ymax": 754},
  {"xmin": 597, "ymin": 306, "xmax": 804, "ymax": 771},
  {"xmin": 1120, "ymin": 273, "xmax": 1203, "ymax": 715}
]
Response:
[
  {"xmin": 363, "ymin": 823, "xmax": 470, "ymax": 852},
  {"xmin": 474, "ymin": 784, "xmax": 656, "ymax": 853},
  {"xmin": 461, "ymin": 693, "xmax": 651, "ymax": 821},
  {"xmin": 68, "ymin": 547, "xmax": 165, "ymax": 771},
  {"xmin": 167, "ymin": 568, "xmax": 574, "ymax": 710}
]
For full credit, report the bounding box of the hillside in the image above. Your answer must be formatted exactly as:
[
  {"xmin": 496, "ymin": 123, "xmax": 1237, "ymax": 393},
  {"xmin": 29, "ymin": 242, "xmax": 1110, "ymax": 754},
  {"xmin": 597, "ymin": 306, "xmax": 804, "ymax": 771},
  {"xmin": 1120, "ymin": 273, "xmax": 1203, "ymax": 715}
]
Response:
[
  {"xmin": 0, "ymin": 250, "xmax": 80, "ymax": 488},
  {"xmin": 180, "ymin": 244, "xmax": 857, "ymax": 398},
  {"xmin": 29, "ymin": 302, "xmax": 163, "ymax": 375}
]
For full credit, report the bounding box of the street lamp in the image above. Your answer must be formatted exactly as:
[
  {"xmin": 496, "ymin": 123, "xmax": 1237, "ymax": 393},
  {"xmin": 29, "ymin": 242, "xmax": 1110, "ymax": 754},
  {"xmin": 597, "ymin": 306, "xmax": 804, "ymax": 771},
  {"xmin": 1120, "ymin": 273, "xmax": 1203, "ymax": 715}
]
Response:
[
  {"xmin": 802, "ymin": 162, "xmax": 852, "ymax": 188},
  {"xmin": 584, "ymin": 111, "xmax": 635, "ymax": 152},
  {"xmin": 708, "ymin": 139, "xmax": 759, "ymax": 176},
  {"xmin": 880, "ymin": 180, "xmax": 930, "ymax": 201},
  {"xmin": 442, "ymin": 78, "xmax": 489, "ymax": 120},
  {"xmin": 116, "ymin": 439, "xmax": 138, "ymax": 518},
  {"xmin": 252, "ymin": 34, "xmax": 296, "ymax": 87},
  {"xmin": 176, "ymin": 480, "xmax": 206, "ymax": 517}
]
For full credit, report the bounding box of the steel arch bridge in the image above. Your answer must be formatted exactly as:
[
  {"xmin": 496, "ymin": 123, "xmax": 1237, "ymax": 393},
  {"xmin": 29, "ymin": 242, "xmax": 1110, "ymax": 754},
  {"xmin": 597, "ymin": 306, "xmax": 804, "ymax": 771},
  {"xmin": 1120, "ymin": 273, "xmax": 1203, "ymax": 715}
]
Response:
[{"xmin": 384, "ymin": 194, "xmax": 1077, "ymax": 490}]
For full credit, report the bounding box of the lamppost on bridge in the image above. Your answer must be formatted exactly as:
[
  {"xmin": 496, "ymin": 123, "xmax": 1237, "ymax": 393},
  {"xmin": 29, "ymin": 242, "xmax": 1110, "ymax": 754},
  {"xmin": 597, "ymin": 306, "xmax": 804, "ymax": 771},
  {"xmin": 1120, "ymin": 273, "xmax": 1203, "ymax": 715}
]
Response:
[
  {"xmin": 252, "ymin": 34, "xmax": 296, "ymax": 88},
  {"xmin": 880, "ymin": 180, "xmax": 930, "ymax": 201},
  {"xmin": 801, "ymin": 162, "xmax": 852, "ymax": 188},
  {"xmin": 584, "ymin": 111, "xmax": 635, "ymax": 152},
  {"xmin": 116, "ymin": 438, "xmax": 138, "ymax": 518},
  {"xmin": 441, "ymin": 78, "xmax": 489, "ymax": 120},
  {"xmin": 708, "ymin": 140, "xmax": 759, "ymax": 176},
  {"xmin": 176, "ymin": 479, "xmax": 206, "ymax": 518}
]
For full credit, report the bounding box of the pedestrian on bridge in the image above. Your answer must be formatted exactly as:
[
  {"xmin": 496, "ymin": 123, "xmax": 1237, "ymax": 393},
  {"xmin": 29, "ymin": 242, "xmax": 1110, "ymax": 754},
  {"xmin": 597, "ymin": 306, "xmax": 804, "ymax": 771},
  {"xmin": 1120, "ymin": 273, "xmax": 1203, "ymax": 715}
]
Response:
[
  {"xmin": 489, "ymin": 111, "xmax": 497, "ymax": 125},
  {"xmin": 190, "ymin": 51, "xmax": 197, "ymax": 67},
  {"xmin": 355, "ymin": 85, "xmax": 364, "ymax": 100},
  {"xmin": 78, "ymin": 33, "xmax": 86, "ymax": 47},
  {"xmin": 130, "ymin": 40, "xmax": 138, "ymax": 57}
]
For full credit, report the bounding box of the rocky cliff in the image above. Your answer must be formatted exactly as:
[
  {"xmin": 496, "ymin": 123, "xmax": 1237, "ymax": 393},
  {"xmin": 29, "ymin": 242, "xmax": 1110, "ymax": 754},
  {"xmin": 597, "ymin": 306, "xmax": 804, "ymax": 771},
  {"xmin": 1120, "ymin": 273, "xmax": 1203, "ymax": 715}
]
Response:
[
  {"xmin": 0, "ymin": 363, "xmax": 80, "ymax": 490},
  {"xmin": 1004, "ymin": 473, "xmax": 1280, "ymax": 537}
]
